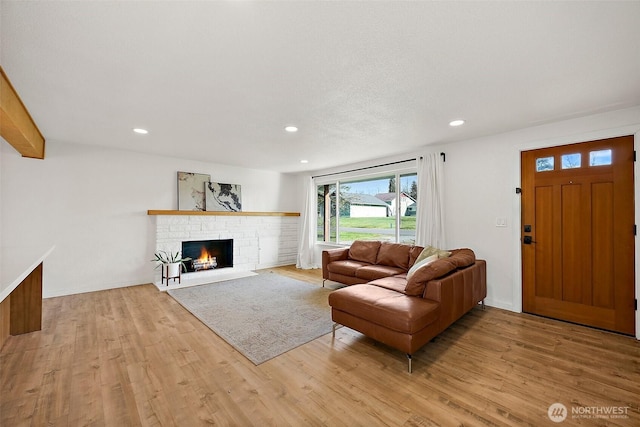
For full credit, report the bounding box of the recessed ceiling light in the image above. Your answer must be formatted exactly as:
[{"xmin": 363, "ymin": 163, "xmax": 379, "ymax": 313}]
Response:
[
  {"xmin": 300, "ymin": 159, "xmax": 309, "ymax": 164},
  {"xmin": 133, "ymin": 128, "xmax": 149, "ymax": 134},
  {"xmin": 285, "ymin": 126, "xmax": 298, "ymax": 132},
  {"xmin": 449, "ymin": 120, "xmax": 465, "ymax": 127}
]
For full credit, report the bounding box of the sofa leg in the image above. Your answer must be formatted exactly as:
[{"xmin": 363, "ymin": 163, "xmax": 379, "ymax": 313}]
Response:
[
  {"xmin": 481, "ymin": 300, "xmax": 486, "ymax": 311},
  {"xmin": 407, "ymin": 354, "xmax": 412, "ymax": 373},
  {"xmin": 332, "ymin": 323, "xmax": 338, "ymax": 337},
  {"xmin": 322, "ymin": 279, "xmax": 326, "ymax": 287}
]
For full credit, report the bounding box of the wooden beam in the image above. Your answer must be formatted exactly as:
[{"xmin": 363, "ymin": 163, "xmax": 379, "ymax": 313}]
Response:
[{"xmin": 0, "ymin": 66, "xmax": 46, "ymax": 159}]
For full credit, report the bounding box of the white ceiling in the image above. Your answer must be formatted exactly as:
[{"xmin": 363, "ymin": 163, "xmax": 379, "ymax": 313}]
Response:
[{"xmin": 2, "ymin": 1, "xmax": 640, "ymax": 173}]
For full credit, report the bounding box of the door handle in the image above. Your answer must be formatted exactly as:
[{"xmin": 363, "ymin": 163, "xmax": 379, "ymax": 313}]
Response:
[{"xmin": 523, "ymin": 236, "xmax": 535, "ymax": 244}]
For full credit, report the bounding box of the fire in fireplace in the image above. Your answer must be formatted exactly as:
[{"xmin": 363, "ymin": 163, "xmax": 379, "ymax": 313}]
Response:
[{"xmin": 181, "ymin": 239, "xmax": 233, "ymax": 273}]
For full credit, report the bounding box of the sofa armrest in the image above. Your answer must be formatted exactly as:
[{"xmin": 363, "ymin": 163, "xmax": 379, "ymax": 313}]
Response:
[{"xmin": 322, "ymin": 248, "xmax": 350, "ymax": 279}]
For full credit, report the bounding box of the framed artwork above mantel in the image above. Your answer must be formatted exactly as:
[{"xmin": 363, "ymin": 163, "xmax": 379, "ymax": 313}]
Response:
[
  {"xmin": 177, "ymin": 171, "xmax": 210, "ymax": 211},
  {"xmin": 206, "ymin": 182, "xmax": 242, "ymax": 212}
]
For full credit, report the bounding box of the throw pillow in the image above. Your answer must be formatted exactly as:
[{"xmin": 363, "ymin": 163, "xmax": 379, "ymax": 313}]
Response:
[
  {"xmin": 413, "ymin": 245, "xmax": 451, "ymax": 265},
  {"xmin": 406, "ymin": 253, "xmax": 438, "ymax": 281}
]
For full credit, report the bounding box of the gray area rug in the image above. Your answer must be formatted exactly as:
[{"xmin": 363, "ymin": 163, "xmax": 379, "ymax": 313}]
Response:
[{"xmin": 168, "ymin": 272, "xmax": 333, "ymax": 365}]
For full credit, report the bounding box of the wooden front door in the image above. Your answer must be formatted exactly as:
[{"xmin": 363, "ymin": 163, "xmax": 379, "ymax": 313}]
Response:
[{"xmin": 521, "ymin": 136, "xmax": 635, "ymax": 335}]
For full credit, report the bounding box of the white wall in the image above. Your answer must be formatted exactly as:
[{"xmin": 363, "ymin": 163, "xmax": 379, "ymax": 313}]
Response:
[
  {"xmin": 1, "ymin": 141, "xmax": 299, "ymax": 297},
  {"xmin": 303, "ymin": 106, "xmax": 640, "ymax": 338}
]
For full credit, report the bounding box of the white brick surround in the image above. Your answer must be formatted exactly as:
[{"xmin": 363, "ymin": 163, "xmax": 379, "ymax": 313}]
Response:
[{"xmin": 153, "ymin": 215, "xmax": 299, "ymax": 278}]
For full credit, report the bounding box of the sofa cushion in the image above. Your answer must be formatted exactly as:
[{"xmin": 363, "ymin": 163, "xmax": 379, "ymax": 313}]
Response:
[
  {"xmin": 328, "ymin": 284, "xmax": 440, "ymax": 334},
  {"xmin": 367, "ymin": 276, "xmax": 408, "ymax": 294},
  {"xmin": 356, "ymin": 265, "xmax": 406, "ymax": 281},
  {"xmin": 348, "ymin": 240, "xmax": 381, "ymax": 264},
  {"xmin": 448, "ymin": 248, "xmax": 476, "ymax": 268},
  {"xmin": 376, "ymin": 242, "xmax": 412, "ymax": 269},
  {"xmin": 414, "ymin": 245, "xmax": 451, "ymax": 264},
  {"xmin": 404, "ymin": 258, "xmax": 457, "ymax": 296},
  {"xmin": 326, "ymin": 259, "xmax": 369, "ymax": 276}
]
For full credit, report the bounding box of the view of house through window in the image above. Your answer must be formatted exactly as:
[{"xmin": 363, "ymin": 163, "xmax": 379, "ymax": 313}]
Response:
[{"xmin": 317, "ymin": 171, "xmax": 417, "ymax": 244}]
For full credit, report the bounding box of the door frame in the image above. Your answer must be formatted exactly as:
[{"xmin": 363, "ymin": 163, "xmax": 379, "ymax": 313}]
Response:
[{"xmin": 511, "ymin": 127, "xmax": 640, "ymax": 340}]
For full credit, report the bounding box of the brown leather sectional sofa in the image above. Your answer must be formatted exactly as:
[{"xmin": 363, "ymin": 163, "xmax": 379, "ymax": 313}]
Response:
[{"xmin": 324, "ymin": 240, "xmax": 486, "ymax": 372}]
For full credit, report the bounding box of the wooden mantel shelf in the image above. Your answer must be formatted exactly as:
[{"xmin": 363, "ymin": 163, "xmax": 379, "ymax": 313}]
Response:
[{"xmin": 148, "ymin": 210, "xmax": 300, "ymax": 217}]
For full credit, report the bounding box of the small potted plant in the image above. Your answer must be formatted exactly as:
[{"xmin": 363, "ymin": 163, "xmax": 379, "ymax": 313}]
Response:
[{"xmin": 152, "ymin": 250, "xmax": 192, "ymax": 281}]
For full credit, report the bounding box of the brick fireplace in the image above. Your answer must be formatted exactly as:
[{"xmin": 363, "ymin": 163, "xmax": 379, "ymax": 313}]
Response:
[{"xmin": 151, "ymin": 212, "xmax": 299, "ymax": 286}]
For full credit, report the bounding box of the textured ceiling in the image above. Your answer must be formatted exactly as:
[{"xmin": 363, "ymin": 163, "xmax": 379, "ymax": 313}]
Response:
[{"xmin": 2, "ymin": 1, "xmax": 639, "ymax": 173}]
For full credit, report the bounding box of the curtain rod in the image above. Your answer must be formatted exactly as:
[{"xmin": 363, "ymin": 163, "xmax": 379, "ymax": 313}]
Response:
[
  {"xmin": 312, "ymin": 153, "xmax": 445, "ymax": 179},
  {"xmin": 312, "ymin": 158, "xmax": 416, "ymax": 179}
]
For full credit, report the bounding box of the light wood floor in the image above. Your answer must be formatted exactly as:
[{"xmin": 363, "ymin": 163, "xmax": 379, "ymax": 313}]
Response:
[{"xmin": 1, "ymin": 266, "xmax": 638, "ymax": 426}]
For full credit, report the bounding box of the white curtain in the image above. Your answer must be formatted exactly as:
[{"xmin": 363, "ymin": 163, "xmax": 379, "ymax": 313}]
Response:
[
  {"xmin": 415, "ymin": 152, "xmax": 446, "ymax": 248},
  {"xmin": 296, "ymin": 175, "xmax": 318, "ymax": 269}
]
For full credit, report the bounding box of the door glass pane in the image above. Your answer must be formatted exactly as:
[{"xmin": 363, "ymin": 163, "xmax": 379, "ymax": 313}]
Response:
[
  {"xmin": 317, "ymin": 184, "xmax": 336, "ymax": 242},
  {"xmin": 561, "ymin": 153, "xmax": 581, "ymax": 169},
  {"xmin": 399, "ymin": 173, "xmax": 417, "ymax": 244},
  {"xmin": 338, "ymin": 176, "xmax": 395, "ymax": 244},
  {"xmin": 590, "ymin": 149, "xmax": 612, "ymax": 166},
  {"xmin": 536, "ymin": 157, "xmax": 554, "ymax": 172}
]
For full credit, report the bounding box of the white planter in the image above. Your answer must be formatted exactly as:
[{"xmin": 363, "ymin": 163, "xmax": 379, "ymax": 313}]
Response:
[{"xmin": 166, "ymin": 262, "xmax": 181, "ymax": 278}]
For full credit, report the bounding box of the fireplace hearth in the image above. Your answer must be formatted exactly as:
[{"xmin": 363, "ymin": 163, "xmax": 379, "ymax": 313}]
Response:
[{"xmin": 181, "ymin": 239, "xmax": 233, "ymax": 273}]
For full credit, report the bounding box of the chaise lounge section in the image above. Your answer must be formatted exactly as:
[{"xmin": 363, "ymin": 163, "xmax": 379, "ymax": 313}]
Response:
[{"xmin": 324, "ymin": 241, "xmax": 486, "ymax": 372}]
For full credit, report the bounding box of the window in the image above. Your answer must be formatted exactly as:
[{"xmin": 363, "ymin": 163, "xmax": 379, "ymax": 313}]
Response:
[
  {"xmin": 316, "ymin": 168, "xmax": 417, "ymax": 245},
  {"xmin": 536, "ymin": 157, "xmax": 554, "ymax": 172},
  {"xmin": 399, "ymin": 173, "xmax": 418, "ymax": 244},
  {"xmin": 535, "ymin": 150, "xmax": 613, "ymax": 172},
  {"xmin": 590, "ymin": 149, "xmax": 612, "ymax": 166},
  {"xmin": 316, "ymin": 183, "xmax": 336, "ymax": 242},
  {"xmin": 561, "ymin": 153, "xmax": 581, "ymax": 169}
]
